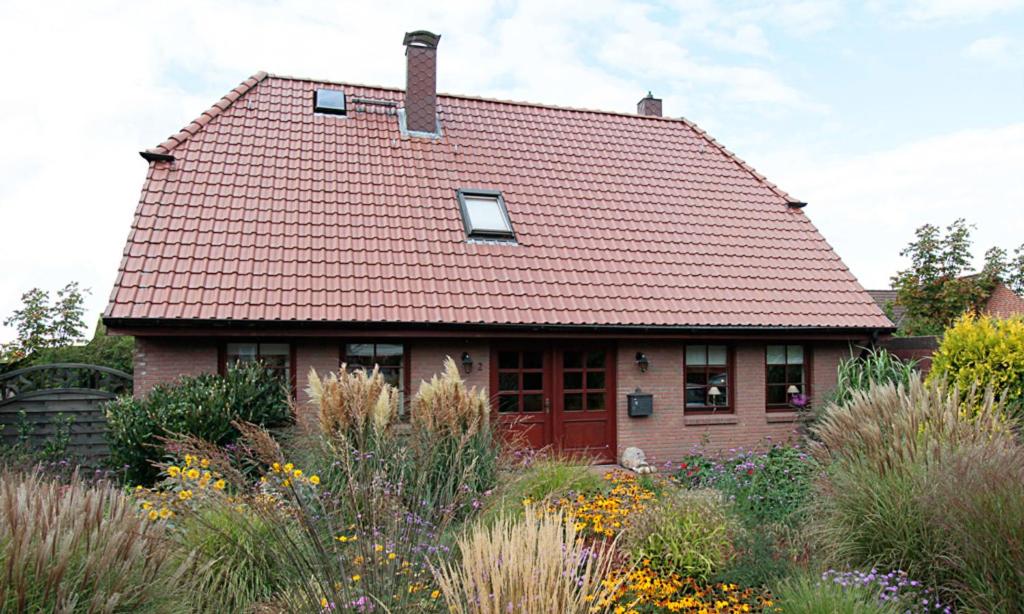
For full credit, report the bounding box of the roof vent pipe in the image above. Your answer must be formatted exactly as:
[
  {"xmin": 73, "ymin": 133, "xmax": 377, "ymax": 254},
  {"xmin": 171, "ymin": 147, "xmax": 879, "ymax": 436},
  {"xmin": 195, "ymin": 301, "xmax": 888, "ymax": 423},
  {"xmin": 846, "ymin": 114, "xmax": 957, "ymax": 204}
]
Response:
[
  {"xmin": 637, "ymin": 92, "xmax": 662, "ymax": 117},
  {"xmin": 403, "ymin": 30, "xmax": 441, "ymax": 134}
]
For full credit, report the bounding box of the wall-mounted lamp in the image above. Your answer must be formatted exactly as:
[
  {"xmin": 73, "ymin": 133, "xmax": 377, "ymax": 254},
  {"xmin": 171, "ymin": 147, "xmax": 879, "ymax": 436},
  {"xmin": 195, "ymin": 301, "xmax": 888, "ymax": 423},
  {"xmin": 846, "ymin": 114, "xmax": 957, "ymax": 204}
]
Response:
[
  {"xmin": 460, "ymin": 352, "xmax": 474, "ymax": 374},
  {"xmin": 635, "ymin": 352, "xmax": 650, "ymax": 373}
]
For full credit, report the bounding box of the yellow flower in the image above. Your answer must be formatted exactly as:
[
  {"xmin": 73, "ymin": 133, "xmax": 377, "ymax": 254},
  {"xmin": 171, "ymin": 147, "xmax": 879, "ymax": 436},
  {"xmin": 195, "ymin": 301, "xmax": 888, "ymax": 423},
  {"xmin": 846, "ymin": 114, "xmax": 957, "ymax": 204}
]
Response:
[
  {"xmin": 148, "ymin": 510, "xmax": 159, "ymax": 521},
  {"xmin": 320, "ymin": 597, "xmax": 328, "ymax": 608},
  {"xmin": 431, "ymin": 590, "xmax": 440, "ymax": 599},
  {"xmin": 141, "ymin": 501, "xmax": 153, "ymax": 510},
  {"xmin": 271, "ymin": 462, "xmax": 281, "ymax": 473},
  {"xmin": 374, "ymin": 544, "xmax": 384, "ymax": 552},
  {"xmin": 178, "ymin": 490, "xmax": 193, "ymax": 501},
  {"xmin": 200, "ymin": 458, "xmax": 210, "ymax": 468},
  {"xmin": 159, "ymin": 507, "xmax": 172, "ymax": 519},
  {"xmin": 282, "ymin": 479, "xmax": 291, "ymax": 487},
  {"xmin": 284, "ymin": 462, "xmax": 294, "ymax": 473},
  {"xmin": 291, "ymin": 469, "xmax": 302, "ymax": 478},
  {"xmin": 186, "ymin": 468, "xmax": 200, "ymax": 480},
  {"xmin": 167, "ymin": 466, "xmax": 181, "ymax": 478},
  {"xmin": 351, "ymin": 574, "xmax": 361, "ymax": 582},
  {"xmin": 387, "ymin": 552, "xmax": 396, "ymax": 560},
  {"xmin": 214, "ymin": 479, "xmax": 226, "ymax": 490},
  {"xmin": 184, "ymin": 454, "xmax": 194, "ymax": 467},
  {"xmin": 309, "ymin": 475, "xmax": 320, "ymax": 485},
  {"xmin": 337, "ymin": 535, "xmax": 349, "ymax": 543}
]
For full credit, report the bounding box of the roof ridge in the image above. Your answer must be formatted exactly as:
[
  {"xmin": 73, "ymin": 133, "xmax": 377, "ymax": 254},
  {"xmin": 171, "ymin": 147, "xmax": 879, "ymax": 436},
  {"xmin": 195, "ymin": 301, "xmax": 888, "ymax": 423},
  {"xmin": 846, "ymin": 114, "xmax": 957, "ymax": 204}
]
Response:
[
  {"xmin": 145, "ymin": 71, "xmax": 269, "ymax": 157},
  {"xmin": 677, "ymin": 117, "xmax": 797, "ymax": 204}
]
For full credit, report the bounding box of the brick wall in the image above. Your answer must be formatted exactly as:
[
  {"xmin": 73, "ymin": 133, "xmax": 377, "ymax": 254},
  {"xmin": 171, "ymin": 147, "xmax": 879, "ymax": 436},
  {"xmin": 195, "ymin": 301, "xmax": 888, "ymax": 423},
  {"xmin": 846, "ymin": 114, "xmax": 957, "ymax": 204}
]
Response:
[
  {"xmin": 615, "ymin": 341, "xmax": 847, "ymax": 463},
  {"xmin": 985, "ymin": 283, "xmax": 1024, "ymax": 318},
  {"xmin": 409, "ymin": 341, "xmax": 490, "ymax": 393},
  {"xmin": 133, "ymin": 337, "xmax": 219, "ymax": 397}
]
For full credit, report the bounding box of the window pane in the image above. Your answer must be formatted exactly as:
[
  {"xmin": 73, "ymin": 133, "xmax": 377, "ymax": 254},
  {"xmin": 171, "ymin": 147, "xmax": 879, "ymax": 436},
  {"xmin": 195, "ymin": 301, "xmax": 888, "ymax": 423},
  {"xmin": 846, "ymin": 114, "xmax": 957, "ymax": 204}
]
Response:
[
  {"xmin": 586, "ymin": 371, "xmax": 605, "ymax": 390},
  {"xmin": 376, "ymin": 343, "xmax": 403, "ymax": 356},
  {"xmin": 767, "ymin": 385, "xmax": 787, "ymax": 405},
  {"xmin": 464, "ymin": 196, "xmax": 511, "ymax": 232},
  {"xmin": 498, "ymin": 352, "xmax": 518, "ymax": 369},
  {"xmin": 767, "ymin": 345, "xmax": 786, "ymax": 365},
  {"xmin": 585, "ymin": 351, "xmax": 605, "ymax": 369},
  {"xmin": 707, "ymin": 345, "xmax": 727, "ymax": 365},
  {"xmin": 522, "ymin": 352, "xmax": 543, "ymax": 369},
  {"xmin": 563, "ymin": 393, "xmax": 583, "ymax": 412},
  {"xmin": 375, "ymin": 353, "xmax": 403, "ymax": 367},
  {"xmin": 262, "ymin": 354, "xmax": 288, "ymax": 370},
  {"xmin": 686, "ymin": 369, "xmax": 707, "ymax": 386},
  {"xmin": 712, "ymin": 387, "xmax": 728, "ymax": 406},
  {"xmin": 522, "ymin": 394, "xmax": 543, "ymax": 413},
  {"xmin": 498, "ymin": 373, "xmax": 518, "ymax": 391},
  {"xmin": 226, "ymin": 343, "xmax": 258, "ymax": 362},
  {"xmin": 587, "ymin": 392, "xmax": 605, "ymax": 411},
  {"xmin": 260, "ymin": 343, "xmax": 289, "ymax": 356},
  {"xmin": 563, "ymin": 352, "xmax": 582, "ymax": 369},
  {"xmin": 709, "ymin": 370, "xmax": 728, "ymax": 388},
  {"xmin": 786, "ymin": 365, "xmax": 805, "ymax": 384},
  {"xmin": 346, "ymin": 343, "xmax": 374, "ymax": 359},
  {"xmin": 767, "ymin": 365, "xmax": 786, "ymax": 384},
  {"xmin": 498, "ymin": 395, "xmax": 519, "ymax": 413},
  {"xmin": 686, "ymin": 345, "xmax": 707, "ymax": 366},
  {"xmin": 563, "ymin": 372, "xmax": 583, "ymax": 390},
  {"xmin": 381, "ymin": 370, "xmax": 401, "ymax": 390},
  {"xmin": 686, "ymin": 385, "xmax": 707, "ymax": 407},
  {"xmin": 522, "ymin": 372, "xmax": 543, "ymax": 391},
  {"xmin": 787, "ymin": 345, "xmax": 803, "ymax": 364}
]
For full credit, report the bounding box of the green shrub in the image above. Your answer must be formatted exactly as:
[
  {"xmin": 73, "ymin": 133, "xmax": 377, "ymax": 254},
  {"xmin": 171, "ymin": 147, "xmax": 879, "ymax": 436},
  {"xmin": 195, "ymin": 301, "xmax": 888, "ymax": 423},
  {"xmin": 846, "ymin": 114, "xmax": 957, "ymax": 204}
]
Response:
[
  {"xmin": 482, "ymin": 456, "xmax": 605, "ymax": 523},
  {"xmin": 105, "ymin": 361, "xmax": 291, "ymax": 484},
  {"xmin": 809, "ymin": 378, "xmax": 1023, "ymax": 609},
  {"xmin": 0, "ymin": 469, "xmax": 192, "ymax": 612},
  {"xmin": 829, "ymin": 346, "xmax": 920, "ymax": 409},
  {"xmin": 928, "ymin": 312, "xmax": 1024, "ymax": 414},
  {"xmin": 771, "ymin": 573, "xmax": 902, "ymax": 614},
  {"xmin": 621, "ymin": 489, "xmax": 738, "ymax": 581}
]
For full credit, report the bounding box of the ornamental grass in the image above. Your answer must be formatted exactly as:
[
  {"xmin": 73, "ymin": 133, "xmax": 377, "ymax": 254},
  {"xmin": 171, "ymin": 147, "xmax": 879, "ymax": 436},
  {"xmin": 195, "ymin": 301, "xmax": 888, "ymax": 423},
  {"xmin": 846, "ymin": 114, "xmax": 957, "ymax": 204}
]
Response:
[
  {"xmin": 0, "ymin": 469, "xmax": 192, "ymax": 613},
  {"xmin": 432, "ymin": 505, "xmax": 620, "ymax": 614}
]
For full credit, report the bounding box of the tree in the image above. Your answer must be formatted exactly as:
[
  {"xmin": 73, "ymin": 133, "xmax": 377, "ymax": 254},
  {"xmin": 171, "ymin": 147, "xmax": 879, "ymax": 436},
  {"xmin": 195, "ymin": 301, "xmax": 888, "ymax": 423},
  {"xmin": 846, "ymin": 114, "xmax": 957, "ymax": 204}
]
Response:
[
  {"xmin": 1, "ymin": 282, "xmax": 89, "ymax": 362},
  {"xmin": 891, "ymin": 219, "xmax": 1023, "ymax": 336}
]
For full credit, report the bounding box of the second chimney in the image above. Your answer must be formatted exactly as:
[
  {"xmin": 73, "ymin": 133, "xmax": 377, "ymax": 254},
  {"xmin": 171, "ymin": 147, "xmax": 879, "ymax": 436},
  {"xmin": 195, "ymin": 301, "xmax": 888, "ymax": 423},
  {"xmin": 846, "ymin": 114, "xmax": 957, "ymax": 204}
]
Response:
[
  {"xmin": 403, "ymin": 30, "xmax": 441, "ymax": 134},
  {"xmin": 637, "ymin": 92, "xmax": 662, "ymax": 117}
]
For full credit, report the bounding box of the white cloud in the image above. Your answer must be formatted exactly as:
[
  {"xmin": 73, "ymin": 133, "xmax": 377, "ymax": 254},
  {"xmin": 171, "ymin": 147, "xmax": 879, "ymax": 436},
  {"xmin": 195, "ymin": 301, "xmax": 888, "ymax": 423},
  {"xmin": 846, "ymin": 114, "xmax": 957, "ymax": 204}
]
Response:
[
  {"xmin": 964, "ymin": 35, "xmax": 1023, "ymax": 66},
  {"xmin": 871, "ymin": 0, "xmax": 1024, "ymax": 23},
  {"xmin": 754, "ymin": 124, "xmax": 1024, "ymax": 289}
]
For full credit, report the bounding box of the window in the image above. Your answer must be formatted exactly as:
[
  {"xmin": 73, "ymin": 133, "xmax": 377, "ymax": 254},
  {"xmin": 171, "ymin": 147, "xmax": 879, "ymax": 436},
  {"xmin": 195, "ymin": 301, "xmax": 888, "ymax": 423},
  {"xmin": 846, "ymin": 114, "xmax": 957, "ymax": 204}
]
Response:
[
  {"xmin": 224, "ymin": 342, "xmax": 292, "ymax": 387},
  {"xmin": 684, "ymin": 345, "xmax": 731, "ymax": 412},
  {"xmin": 766, "ymin": 345, "xmax": 808, "ymax": 411},
  {"xmin": 343, "ymin": 343, "xmax": 406, "ymax": 413},
  {"xmin": 457, "ymin": 190, "xmax": 515, "ymax": 240},
  {"xmin": 314, "ymin": 89, "xmax": 346, "ymax": 115}
]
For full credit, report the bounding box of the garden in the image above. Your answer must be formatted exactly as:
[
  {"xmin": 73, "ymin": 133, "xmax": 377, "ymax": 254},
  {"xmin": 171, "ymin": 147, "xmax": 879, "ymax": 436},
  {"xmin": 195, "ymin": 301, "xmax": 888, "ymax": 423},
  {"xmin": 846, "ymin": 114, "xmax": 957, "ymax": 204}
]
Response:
[{"xmin": 2, "ymin": 312, "xmax": 1023, "ymax": 613}]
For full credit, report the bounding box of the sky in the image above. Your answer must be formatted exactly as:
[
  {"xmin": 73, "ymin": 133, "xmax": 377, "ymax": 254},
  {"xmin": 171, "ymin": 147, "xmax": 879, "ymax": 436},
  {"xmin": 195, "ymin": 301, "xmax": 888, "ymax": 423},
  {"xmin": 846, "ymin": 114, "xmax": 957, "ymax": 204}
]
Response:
[{"xmin": 1, "ymin": 0, "xmax": 1022, "ymax": 343}]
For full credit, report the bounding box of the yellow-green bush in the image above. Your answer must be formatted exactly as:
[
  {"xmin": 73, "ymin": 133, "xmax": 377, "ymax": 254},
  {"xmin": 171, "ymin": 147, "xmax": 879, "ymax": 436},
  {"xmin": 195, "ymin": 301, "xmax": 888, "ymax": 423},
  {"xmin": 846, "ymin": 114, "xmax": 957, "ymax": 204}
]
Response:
[{"xmin": 928, "ymin": 313, "xmax": 1024, "ymax": 412}]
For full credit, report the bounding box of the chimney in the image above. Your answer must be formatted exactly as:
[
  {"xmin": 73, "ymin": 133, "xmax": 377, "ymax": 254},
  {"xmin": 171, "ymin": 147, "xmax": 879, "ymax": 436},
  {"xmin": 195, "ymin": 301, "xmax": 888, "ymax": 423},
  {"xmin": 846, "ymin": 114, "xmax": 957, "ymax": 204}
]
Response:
[
  {"xmin": 637, "ymin": 92, "xmax": 662, "ymax": 117},
  {"xmin": 403, "ymin": 30, "xmax": 441, "ymax": 134}
]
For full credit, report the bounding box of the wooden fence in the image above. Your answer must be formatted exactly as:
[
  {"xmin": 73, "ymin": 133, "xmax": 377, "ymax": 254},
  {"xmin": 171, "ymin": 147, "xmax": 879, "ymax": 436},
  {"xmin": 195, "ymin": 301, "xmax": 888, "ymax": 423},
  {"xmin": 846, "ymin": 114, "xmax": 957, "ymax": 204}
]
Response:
[{"xmin": 0, "ymin": 363, "xmax": 132, "ymax": 463}]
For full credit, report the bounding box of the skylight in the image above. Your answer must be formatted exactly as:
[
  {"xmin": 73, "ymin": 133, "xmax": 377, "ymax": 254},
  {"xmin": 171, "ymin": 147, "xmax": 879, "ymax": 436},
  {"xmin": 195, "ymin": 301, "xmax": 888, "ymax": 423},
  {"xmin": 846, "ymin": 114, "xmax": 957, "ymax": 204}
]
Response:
[
  {"xmin": 457, "ymin": 190, "xmax": 515, "ymax": 241},
  {"xmin": 314, "ymin": 89, "xmax": 346, "ymax": 115}
]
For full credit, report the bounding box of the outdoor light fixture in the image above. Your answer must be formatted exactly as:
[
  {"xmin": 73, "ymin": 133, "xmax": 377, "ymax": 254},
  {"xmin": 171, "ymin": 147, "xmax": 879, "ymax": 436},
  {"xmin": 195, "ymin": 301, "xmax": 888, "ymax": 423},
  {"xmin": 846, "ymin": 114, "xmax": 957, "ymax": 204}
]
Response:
[
  {"xmin": 460, "ymin": 352, "xmax": 473, "ymax": 374},
  {"xmin": 635, "ymin": 352, "xmax": 650, "ymax": 372}
]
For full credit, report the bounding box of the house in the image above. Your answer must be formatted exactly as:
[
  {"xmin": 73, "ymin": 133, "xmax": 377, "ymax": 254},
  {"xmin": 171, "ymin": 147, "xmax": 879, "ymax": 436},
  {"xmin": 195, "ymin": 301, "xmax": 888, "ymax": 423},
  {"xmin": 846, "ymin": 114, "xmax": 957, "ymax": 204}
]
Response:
[{"xmin": 103, "ymin": 31, "xmax": 893, "ymax": 463}]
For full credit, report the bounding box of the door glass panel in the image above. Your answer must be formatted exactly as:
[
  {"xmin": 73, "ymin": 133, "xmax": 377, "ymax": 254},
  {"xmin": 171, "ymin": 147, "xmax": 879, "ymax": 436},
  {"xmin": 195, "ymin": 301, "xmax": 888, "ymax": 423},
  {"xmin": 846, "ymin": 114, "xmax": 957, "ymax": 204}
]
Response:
[
  {"xmin": 498, "ymin": 352, "xmax": 518, "ymax": 369},
  {"xmin": 585, "ymin": 351, "xmax": 605, "ymax": 368},
  {"xmin": 498, "ymin": 373, "xmax": 519, "ymax": 391},
  {"xmin": 563, "ymin": 372, "xmax": 583, "ymax": 390},
  {"xmin": 563, "ymin": 393, "xmax": 583, "ymax": 411},
  {"xmin": 498, "ymin": 395, "xmax": 519, "ymax": 413},
  {"xmin": 523, "ymin": 372, "xmax": 544, "ymax": 390},
  {"xmin": 586, "ymin": 392, "xmax": 605, "ymax": 410},
  {"xmin": 522, "ymin": 352, "xmax": 543, "ymax": 369},
  {"xmin": 522, "ymin": 394, "xmax": 543, "ymax": 413},
  {"xmin": 563, "ymin": 352, "xmax": 582, "ymax": 369},
  {"xmin": 586, "ymin": 371, "xmax": 605, "ymax": 390}
]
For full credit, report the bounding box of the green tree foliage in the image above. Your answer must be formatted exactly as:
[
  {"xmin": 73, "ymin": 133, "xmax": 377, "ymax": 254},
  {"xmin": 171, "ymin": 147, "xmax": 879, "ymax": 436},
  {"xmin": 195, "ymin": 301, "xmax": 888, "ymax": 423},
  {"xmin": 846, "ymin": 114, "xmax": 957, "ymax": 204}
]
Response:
[
  {"xmin": 1, "ymin": 282, "xmax": 89, "ymax": 362},
  {"xmin": 891, "ymin": 219, "xmax": 1023, "ymax": 336},
  {"xmin": 31, "ymin": 319, "xmax": 134, "ymax": 373}
]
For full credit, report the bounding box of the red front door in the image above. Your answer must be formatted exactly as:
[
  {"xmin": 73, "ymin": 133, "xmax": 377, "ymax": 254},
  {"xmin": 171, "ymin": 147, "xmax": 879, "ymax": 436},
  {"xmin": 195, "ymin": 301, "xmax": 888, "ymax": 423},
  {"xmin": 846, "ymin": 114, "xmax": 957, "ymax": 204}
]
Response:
[{"xmin": 491, "ymin": 344, "xmax": 616, "ymax": 463}]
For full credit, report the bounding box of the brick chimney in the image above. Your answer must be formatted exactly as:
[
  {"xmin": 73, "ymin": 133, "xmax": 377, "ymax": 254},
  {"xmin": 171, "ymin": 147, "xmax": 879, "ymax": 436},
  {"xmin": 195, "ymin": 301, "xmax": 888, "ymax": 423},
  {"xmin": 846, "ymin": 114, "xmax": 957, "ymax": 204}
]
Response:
[
  {"xmin": 637, "ymin": 92, "xmax": 662, "ymax": 117},
  {"xmin": 403, "ymin": 30, "xmax": 441, "ymax": 134}
]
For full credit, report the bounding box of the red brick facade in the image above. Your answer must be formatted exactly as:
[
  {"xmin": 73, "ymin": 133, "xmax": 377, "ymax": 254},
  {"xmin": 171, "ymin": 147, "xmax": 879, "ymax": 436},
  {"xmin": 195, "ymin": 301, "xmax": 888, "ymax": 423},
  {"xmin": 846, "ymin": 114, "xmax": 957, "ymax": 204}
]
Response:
[
  {"xmin": 984, "ymin": 283, "xmax": 1024, "ymax": 319},
  {"xmin": 134, "ymin": 336, "xmax": 850, "ymax": 462}
]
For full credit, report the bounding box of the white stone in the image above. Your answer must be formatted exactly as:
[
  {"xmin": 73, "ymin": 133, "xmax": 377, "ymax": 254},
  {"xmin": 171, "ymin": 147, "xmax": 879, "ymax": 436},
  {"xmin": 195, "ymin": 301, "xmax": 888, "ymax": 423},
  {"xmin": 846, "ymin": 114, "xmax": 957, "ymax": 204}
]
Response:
[{"xmin": 620, "ymin": 446, "xmax": 646, "ymax": 470}]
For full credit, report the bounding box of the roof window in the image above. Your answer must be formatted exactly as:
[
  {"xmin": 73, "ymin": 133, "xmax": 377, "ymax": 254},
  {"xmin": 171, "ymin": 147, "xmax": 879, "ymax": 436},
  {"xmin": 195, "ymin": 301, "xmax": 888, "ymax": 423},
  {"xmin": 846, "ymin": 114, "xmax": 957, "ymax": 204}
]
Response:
[
  {"xmin": 457, "ymin": 190, "xmax": 516, "ymax": 241},
  {"xmin": 314, "ymin": 89, "xmax": 346, "ymax": 115}
]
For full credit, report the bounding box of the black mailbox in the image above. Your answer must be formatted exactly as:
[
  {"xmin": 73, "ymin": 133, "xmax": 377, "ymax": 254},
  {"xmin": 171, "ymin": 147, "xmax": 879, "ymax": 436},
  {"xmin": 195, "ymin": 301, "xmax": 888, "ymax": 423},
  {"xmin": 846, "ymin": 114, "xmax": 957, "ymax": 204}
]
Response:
[{"xmin": 627, "ymin": 389, "xmax": 653, "ymax": 417}]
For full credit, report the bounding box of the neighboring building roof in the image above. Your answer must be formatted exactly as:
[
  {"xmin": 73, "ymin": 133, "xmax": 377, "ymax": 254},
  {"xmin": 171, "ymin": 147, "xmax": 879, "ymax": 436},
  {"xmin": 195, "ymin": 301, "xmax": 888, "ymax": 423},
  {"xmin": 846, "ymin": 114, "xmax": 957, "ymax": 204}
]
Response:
[
  {"xmin": 105, "ymin": 73, "xmax": 892, "ymax": 330},
  {"xmin": 985, "ymin": 282, "xmax": 1024, "ymax": 318},
  {"xmin": 867, "ymin": 290, "xmax": 906, "ymax": 328}
]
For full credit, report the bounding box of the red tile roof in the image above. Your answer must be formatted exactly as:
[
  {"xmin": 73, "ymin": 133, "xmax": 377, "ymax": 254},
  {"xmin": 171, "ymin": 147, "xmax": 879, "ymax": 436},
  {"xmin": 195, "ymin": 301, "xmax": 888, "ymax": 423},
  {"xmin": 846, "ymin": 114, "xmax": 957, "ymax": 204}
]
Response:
[{"xmin": 105, "ymin": 73, "xmax": 892, "ymax": 330}]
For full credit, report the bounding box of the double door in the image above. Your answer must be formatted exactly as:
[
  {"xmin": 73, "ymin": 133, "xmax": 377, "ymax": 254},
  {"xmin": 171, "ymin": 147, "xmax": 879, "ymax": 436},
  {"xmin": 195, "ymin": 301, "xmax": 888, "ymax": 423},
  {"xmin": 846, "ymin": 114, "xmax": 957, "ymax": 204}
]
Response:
[{"xmin": 490, "ymin": 344, "xmax": 616, "ymax": 463}]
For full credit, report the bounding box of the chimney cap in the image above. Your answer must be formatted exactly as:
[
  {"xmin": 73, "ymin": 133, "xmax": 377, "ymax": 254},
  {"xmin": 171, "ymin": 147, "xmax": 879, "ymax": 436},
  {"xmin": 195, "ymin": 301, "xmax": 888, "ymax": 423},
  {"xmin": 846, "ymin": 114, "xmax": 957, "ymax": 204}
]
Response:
[
  {"xmin": 403, "ymin": 30, "xmax": 441, "ymax": 48},
  {"xmin": 642, "ymin": 91, "xmax": 656, "ymax": 100}
]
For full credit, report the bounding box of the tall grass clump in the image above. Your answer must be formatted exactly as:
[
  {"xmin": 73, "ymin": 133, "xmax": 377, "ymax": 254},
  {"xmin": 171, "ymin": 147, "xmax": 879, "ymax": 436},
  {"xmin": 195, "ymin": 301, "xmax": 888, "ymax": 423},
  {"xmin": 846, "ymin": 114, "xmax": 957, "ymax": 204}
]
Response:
[
  {"xmin": 621, "ymin": 488, "xmax": 738, "ymax": 582},
  {"xmin": 809, "ymin": 378, "xmax": 1024, "ymax": 609},
  {"xmin": 771, "ymin": 573, "xmax": 902, "ymax": 614},
  {"xmin": 432, "ymin": 506, "xmax": 619, "ymax": 614},
  {"xmin": 481, "ymin": 455, "xmax": 605, "ymax": 524},
  {"xmin": 829, "ymin": 346, "xmax": 920, "ymax": 409},
  {"xmin": 0, "ymin": 469, "xmax": 191, "ymax": 613}
]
